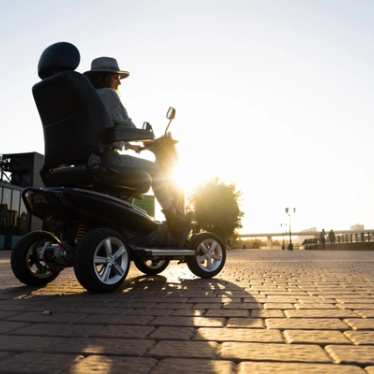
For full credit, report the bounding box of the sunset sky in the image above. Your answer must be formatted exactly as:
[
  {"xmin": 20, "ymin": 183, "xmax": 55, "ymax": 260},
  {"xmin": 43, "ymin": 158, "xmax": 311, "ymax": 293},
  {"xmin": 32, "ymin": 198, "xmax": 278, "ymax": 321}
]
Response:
[{"xmin": 1, "ymin": 0, "xmax": 374, "ymax": 233}]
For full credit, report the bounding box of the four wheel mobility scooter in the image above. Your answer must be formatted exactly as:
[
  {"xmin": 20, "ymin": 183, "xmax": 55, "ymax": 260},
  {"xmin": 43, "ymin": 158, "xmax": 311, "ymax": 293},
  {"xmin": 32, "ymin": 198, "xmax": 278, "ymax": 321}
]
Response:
[{"xmin": 11, "ymin": 42, "xmax": 226, "ymax": 292}]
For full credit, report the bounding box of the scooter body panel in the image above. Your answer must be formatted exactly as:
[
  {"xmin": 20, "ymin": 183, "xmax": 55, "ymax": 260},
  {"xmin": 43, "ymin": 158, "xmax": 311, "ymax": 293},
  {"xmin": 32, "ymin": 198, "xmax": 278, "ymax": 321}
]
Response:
[{"xmin": 22, "ymin": 187, "xmax": 158, "ymax": 234}]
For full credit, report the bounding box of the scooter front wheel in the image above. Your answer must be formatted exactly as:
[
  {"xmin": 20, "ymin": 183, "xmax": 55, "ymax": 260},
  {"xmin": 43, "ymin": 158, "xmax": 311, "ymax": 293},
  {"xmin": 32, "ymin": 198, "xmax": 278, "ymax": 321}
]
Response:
[
  {"xmin": 187, "ymin": 233, "xmax": 226, "ymax": 278},
  {"xmin": 134, "ymin": 258, "xmax": 170, "ymax": 275},
  {"xmin": 74, "ymin": 228, "xmax": 130, "ymax": 293}
]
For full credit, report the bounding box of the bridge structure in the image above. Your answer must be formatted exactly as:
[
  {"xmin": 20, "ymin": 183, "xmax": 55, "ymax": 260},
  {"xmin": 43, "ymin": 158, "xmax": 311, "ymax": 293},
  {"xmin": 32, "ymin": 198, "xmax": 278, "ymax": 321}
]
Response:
[{"xmin": 239, "ymin": 229, "xmax": 374, "ymax": 249}]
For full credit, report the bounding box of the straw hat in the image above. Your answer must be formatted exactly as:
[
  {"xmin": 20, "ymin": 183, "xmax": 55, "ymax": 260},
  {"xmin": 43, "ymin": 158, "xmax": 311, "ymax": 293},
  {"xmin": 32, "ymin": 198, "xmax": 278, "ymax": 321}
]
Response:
[{"xmin": 85, "ymin": 56, "xmax": 129, "ymax": 79}]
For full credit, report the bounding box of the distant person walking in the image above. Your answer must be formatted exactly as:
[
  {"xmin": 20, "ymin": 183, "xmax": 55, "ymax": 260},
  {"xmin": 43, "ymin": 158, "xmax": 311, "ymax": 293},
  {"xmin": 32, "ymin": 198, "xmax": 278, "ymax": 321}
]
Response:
[
  {"xmin": 320, "ymin": 229, "xmax": 326, "ymax": 249},
  {"xmin": 328, "ymin": 229, "xmax": 336, "ymax": 245}
]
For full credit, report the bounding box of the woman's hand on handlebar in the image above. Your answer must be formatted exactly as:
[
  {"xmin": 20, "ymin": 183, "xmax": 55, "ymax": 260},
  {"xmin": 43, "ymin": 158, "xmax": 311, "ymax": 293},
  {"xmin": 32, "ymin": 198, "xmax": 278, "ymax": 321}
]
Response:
[
  {"xmin": 130, "ymin": 144, "xmax": 144, "ymax": 153},
  {"xmin": 112, "ymin": 141, "xmax": 144, "ymax": 153}
]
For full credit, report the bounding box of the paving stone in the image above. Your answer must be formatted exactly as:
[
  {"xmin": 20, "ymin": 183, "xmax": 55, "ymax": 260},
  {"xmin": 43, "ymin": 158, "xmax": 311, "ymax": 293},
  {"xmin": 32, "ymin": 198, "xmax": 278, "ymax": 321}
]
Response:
[
  {"xmin": 237, "ymin": 362, "xmax": 365, "ymax": 373},
  {"xmin": 0, "ymin": 352, "xmax": 14, "ymax": 362},
  {"xmin": 251, "ymin": 309, "xmax": 284, "ymax": 318},
  {"xmin": 226, "ymin": 318, "xmax": 264, "ymax": 328},
  {"xmin": 243, "ymin": 298, "xmax": 268, "ymax": 303},
  {"xmin": 0, "ymin": 335, "xmax": 154, "ymax": 356},
  {"xmin": 7, "ymin": 311, "xmax": 86, "ymax": 323},
  {"xmin": 189, "ymin": 298, "xmax": 227, "ymax": 303},
  {"xmin": 338, "ymin": 298, "xmax": 374, "ymax": 302},
  {"xmin": 266, "ymin": 318, "xmax": 349, "ymax": 330},
  {"xmin": 71, "ymin": 355, "xmax": 157, "ymax": 374},
  {"xmin": 149, "ymin": 341, "xmax": 218, "ymax": 358},
  {"xmin": 223, "ymin": 303, "xmax": 260, "ymax": 310},
  {"xmin": 0, "ymin": 352, "xmax": 81, "ymax": 373},
  {"xmin": 150, "ymin": 326, "xmax": 196, "ymax": 340},
  {"xmin": 169, "ymin": 309, "xmax": 205, "ymax": 316},
  {"xmin": 344, "ymin": 331, "xmax": 374, "ymax": 345},
  {"xmin": 233, "ymin": 302, "xmax": 263, "ymax": 309},
  {"xmin": 220, "ymin": 342, "xmax": 330, "ymax": 362},
  {"xmin": 265, "ymin": 292, "xmax": 307, "ymax": 296},
  {"xmin": 205, "ymin": 309, "xmax": 249, "ymax": 317},
  {"xmin": 196, "ymin": 328, "xmax": 283, "ymax": 342},
  {"xmin": 284, "ymin": 330, "xmax": 350, "ymax": 344},
  {"xmin": 80, "ymin": 314, "xmax": 153, "ymax": 325},
  {"xmin": 151, "ymin": 316, "xmax": 225, "ymax": 327},
  {"xmin": 265, "ymin": 297, "xmax": 299, "ymax": 303},
  {"xmin": 0, "ymin": 311, "xmax": 23, "ymax": 319},
  {"xmin": 10, "ymin": 323, "xmax": 154, "ymax": 338},
  {"xmin": 300, "ymin": 298, "xmax": 335, "ymax": 303},
  {"xmin": 319, "ymin": 298, "xmax": 338, "ymax": 303},
  {"xmin": 264, "ymin": 303, "xmax": 294, "ymax": 309},
  {"xmin": 0, "ymin": 321, "xmax": 29, "ymax": 334},
  {"xmin": 155, "ymin": 303, "xmax": 195, "ymax": 310},
  {"xmin": 151, "ymin": 358, "xmax": 235, "ymax": 374},
  {"xmin": 326, "ymin": 345, "xmax": 374, "ymax": 364},
  {"xmin": 295, "ymin": 304, "xmax": 337, "ymax": 309},
  {"xmin": 285, "ymin": 310, "xmax": 359, "ymax": 318},
  {"xmin": 156, "ymin": 297, "xmax": 190, "ymax": 303},
  {"xmin": 355, "ymin": 310, "xmax": 374, "ymax": 318},
  {"xmin": 194, "ymin": 303, "xmax": 223, "ymax": 309},
  {"xmin": 130, "ymin": 308, "xmax": 173, "ymax": 316},
  {"xmin": 344, "ymin": 319, "xmax": 374, "ymax": 330},
  {"xmin": 339, "ymin": 304, "xmax": 374, "ymax": 309}
]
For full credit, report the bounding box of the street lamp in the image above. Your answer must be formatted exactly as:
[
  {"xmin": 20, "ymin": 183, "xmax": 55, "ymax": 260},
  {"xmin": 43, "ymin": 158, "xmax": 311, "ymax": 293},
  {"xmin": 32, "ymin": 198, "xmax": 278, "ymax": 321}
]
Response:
[{"xmin": 285, "ymin": 207, "xmax": 296, "ymax": 250}]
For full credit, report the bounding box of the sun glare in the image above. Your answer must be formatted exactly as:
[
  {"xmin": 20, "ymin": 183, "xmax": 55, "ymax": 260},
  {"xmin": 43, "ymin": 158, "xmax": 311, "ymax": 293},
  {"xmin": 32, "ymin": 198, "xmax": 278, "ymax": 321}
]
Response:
[{"xmin": 171, "ymin": 159, "xmax": 213, "ymax": 200}]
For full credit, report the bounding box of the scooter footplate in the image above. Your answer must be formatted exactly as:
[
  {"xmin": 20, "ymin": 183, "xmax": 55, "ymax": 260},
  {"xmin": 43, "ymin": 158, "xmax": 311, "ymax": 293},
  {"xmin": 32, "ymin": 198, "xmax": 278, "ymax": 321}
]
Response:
[{"xmin": 133, "ymin": 247, "xmax": 195, "ymax": 257}]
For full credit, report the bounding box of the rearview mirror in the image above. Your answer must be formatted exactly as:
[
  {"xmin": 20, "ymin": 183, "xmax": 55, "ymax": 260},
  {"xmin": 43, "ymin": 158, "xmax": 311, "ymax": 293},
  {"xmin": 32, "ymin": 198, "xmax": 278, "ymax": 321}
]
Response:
[{"xmin": 166, "ymin": 107, "xmax": 176, "ymax": 120}]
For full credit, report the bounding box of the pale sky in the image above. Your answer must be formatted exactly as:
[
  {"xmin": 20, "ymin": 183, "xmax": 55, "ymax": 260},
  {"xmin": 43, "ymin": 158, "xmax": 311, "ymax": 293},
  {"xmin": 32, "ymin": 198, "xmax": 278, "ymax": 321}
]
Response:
[{"xmin": 1, "ymin": 0, "xmax": 374, "ymax": 233}]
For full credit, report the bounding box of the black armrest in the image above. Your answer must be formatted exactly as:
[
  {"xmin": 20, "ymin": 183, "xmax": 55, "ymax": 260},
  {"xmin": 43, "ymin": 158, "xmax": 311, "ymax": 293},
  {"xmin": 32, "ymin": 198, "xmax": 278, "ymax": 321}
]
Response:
[{"xmin": 101, "ymin": 126, "xmax": 155, "ymax": 144}]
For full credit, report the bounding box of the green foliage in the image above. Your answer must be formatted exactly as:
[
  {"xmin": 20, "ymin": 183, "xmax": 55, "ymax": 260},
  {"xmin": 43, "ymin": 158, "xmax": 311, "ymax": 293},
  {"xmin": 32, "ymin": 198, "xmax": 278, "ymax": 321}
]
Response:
[{"xmin": 191, "ymin": 178, "xmax": 244, "ymax": 242}]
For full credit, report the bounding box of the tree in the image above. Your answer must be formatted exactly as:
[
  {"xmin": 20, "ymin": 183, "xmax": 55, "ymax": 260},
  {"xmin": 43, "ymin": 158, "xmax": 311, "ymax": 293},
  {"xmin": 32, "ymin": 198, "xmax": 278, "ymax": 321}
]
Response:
[{"xmin": 191, "ymin": 178, "xmax": 244, "ymax": 242}]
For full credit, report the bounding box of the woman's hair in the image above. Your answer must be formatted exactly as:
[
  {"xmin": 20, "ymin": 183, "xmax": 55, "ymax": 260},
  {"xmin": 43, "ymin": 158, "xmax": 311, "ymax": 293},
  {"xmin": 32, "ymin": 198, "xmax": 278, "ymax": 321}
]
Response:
[{"xmin": 85, "ymin": 72, "xmax": 113, "ymax": 89}]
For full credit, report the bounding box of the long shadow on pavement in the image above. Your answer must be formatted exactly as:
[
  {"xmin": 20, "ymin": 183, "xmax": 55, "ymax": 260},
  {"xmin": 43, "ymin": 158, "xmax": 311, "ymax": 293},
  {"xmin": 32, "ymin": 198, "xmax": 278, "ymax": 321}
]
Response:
[{"xmin": 0, "ymin": 264, "xmax": 259, "ymax": 374}]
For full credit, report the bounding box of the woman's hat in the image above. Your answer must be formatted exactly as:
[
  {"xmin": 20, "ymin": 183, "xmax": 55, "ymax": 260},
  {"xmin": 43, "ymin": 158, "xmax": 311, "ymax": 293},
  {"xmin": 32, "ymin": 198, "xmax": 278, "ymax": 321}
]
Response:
[{"xmin": 85, "ymin": 57, "xmax": 129, "ymax": 79}]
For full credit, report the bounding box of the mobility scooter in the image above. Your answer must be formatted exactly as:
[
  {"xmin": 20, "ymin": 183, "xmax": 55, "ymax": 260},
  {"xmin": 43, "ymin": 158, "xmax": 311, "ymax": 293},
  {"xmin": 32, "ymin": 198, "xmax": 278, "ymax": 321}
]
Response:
[{"xmin": 11, "ymin": 42, "xmax": 226, "ymax": 292}]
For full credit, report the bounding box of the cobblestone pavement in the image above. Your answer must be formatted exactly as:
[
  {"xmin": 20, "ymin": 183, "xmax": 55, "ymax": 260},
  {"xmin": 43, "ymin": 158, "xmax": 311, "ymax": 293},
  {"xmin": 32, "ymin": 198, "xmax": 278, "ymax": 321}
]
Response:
[{"xmin": 1, "ymin": 249, "xmax": 374, "ymax": 373}]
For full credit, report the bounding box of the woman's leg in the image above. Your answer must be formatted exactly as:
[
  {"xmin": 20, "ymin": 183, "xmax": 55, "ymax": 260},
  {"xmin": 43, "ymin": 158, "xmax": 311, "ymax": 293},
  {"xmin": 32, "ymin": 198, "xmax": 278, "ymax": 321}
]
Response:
[
  {"xmin": 103, "ymin": 152, "xmax": 176, "ymax": 212},
  {"xmin": 104, "ymin": 152, "xmax": 190, "ymax": 244}
]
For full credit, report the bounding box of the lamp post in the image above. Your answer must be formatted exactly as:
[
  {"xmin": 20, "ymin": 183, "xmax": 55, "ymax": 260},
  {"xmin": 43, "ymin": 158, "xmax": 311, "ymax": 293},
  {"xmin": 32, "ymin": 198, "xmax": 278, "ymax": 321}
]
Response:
[{"xmin": 285, "ymin": 207, "xmax": 296, "ymax": 250}]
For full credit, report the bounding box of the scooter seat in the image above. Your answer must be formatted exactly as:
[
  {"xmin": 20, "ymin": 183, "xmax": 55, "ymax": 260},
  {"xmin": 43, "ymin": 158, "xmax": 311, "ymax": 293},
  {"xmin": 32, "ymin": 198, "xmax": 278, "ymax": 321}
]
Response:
[{"xmin": 42, "ymin": 164, "xmax": 151, "ymax": 193}]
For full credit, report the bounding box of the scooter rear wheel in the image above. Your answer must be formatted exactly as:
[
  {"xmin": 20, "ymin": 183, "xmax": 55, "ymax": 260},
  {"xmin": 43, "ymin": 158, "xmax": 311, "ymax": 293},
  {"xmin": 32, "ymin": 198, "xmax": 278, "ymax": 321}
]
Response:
[
  {"xmin": 11, "ymin": 231, "xmax": 61, "ymax": 286},
  {"xmin": 187, "ymin": 233, "xmax": 226, "ymax": 278},
  {"xmin": 134, "ymin": 258, "xmax": 170, "ymax": 275},
  {"xmin": 74, "ymin": 228, "xmax": 130, "ymax": 293}
]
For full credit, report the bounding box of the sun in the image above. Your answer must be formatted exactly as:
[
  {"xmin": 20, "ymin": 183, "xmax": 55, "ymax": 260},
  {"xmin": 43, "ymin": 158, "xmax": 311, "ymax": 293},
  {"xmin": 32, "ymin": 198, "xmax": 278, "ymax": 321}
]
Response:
[{"xmin": 170, "ymin": 159, "xmax": 211, "ymax": 199}]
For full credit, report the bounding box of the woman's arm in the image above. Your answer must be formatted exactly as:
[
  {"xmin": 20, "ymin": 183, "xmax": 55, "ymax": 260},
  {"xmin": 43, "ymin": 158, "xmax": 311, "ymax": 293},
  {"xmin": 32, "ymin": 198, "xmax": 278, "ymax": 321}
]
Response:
[{"xmin": 98, "ymin": 88, "xmax": 136, "ymax": 128}]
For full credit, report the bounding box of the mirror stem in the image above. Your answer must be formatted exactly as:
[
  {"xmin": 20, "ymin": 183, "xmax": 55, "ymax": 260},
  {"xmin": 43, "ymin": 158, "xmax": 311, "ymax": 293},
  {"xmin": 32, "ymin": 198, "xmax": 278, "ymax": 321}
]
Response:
[{"xmin": 165, "ymin": 119, "xmax": 173, "ymax": 135}]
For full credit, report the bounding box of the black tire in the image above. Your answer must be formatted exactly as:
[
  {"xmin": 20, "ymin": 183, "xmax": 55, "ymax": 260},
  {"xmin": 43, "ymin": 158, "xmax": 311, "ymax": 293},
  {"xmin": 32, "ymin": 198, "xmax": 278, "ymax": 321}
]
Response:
[
  {"xmin": 187, "ymin": 233, "xmax": 226, "ymax": 278},
  {"xmin": 74, "ymin": 228, "xmax": 130, "ymax": 293},
  {"xmin": 134, "ymin": 258, "xmax": 170, "ymax": 275},
  {"xmin": 11, "ymin": 231, "xmax": 61, "ymax": 286}
]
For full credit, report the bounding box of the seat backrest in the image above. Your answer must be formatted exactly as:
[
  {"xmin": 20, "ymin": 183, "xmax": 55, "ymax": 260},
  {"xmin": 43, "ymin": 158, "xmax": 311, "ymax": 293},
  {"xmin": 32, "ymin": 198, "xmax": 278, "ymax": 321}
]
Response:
[{"xmin": 32, "ymin": 42, "xmax": 112, "ymax": 171}]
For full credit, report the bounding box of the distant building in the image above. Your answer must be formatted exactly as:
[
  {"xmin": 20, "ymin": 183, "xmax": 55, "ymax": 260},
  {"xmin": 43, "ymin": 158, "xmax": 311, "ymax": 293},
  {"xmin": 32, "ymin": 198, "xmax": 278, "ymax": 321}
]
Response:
[
  {"xmin": 351, "ymin": 224, "xmax": 364, "ymax": 231},
  {"xmin": 0, "ymin": 152, "xmax": 44, "ymax": 250},
  {"xmin": 300, "ymin": 227, "xmax": 318, "ymax": 233}
]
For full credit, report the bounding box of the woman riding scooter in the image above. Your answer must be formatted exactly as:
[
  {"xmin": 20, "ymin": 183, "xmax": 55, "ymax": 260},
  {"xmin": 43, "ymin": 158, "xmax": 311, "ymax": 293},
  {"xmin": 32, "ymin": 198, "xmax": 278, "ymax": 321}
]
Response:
[{"xmin": 84, "ymin": 57, "xmax": 190, "ymax": 246}]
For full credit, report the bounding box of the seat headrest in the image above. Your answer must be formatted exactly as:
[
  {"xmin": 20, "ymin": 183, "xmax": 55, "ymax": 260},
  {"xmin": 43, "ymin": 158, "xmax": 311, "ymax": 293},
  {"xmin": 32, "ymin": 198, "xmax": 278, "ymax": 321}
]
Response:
[{"xmin": 38, "ymin": 42, "xmax": 80, "ymax": 79}]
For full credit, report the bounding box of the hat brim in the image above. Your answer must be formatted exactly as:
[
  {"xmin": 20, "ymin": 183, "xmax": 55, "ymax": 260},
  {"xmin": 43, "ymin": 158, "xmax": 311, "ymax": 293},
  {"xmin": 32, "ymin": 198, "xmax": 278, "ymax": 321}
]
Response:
[{"xmin": 84, "ymin": 69, "xmax": 130, "ymax": 79}]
